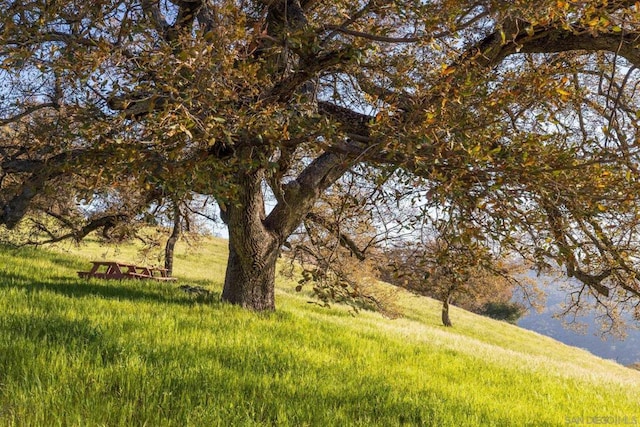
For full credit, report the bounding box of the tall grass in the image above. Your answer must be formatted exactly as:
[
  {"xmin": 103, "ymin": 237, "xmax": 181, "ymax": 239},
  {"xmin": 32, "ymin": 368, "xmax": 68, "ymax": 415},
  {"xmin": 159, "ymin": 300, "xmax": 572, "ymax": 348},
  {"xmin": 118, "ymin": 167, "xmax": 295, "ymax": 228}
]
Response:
[{"xmin": 0, "ymin": 238, "xmax": 638, "ymax": 426}]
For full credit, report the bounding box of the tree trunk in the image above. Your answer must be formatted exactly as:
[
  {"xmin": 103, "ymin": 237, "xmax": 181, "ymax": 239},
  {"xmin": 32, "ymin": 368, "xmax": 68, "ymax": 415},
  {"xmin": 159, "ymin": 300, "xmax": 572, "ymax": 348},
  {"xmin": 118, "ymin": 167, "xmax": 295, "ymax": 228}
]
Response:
[
  {"xmin": 220, "ymin": 152, "xmax": 352, "ymax": 311},
  {"xmin": 222, "ymin": 237, "xmax": 278, "ymax": 311},
  {"xmin": 164, "ymin": 203, "xmax": 181, "ymax": 277},
  {"xmin": 441, "ymin": 293, "xmax": 453, "ymax": 327},
  {"xmin": 220, "ymin": 168, "xmax": 280, "ymax": 311}
]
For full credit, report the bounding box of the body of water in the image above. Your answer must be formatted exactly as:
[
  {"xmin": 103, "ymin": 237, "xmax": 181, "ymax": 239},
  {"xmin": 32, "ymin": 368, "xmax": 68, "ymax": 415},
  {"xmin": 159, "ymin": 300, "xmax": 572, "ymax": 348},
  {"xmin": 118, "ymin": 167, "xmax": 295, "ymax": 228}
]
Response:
[{"xmin": 516, "ymin": 282, "xmax": 640, "ymax": 366}]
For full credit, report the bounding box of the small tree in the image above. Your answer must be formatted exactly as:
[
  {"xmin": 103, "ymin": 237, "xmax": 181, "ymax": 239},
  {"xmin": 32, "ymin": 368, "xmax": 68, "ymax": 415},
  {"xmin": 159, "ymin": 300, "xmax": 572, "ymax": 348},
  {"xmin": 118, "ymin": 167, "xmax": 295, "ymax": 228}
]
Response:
[
  {"xmin": 134, "ymin": 194, "xmax": 218, "ymax": 274},
  {"xmin": 161, "ymin": 195, "xmax": 218, "ymax": 276},
  {"xmin": 480, "ymin": 302, "xmax": 525, "ymax": 324},
  {"xmin": 383, "ymin": 220, "xmax": 535, "ymax": 327}
]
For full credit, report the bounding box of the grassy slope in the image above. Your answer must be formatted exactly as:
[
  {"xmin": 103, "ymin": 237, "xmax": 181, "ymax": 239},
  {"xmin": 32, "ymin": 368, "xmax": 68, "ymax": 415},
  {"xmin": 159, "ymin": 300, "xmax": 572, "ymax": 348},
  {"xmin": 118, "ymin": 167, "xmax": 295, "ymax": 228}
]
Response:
[{"xmin": 0, "ymin": 237, "xmax": 638, "ymax": 426}]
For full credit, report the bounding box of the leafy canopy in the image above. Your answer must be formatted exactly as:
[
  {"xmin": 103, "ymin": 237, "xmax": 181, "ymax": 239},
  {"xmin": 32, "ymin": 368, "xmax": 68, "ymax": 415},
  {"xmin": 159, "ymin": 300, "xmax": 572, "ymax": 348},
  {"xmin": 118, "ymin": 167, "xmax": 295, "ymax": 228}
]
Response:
[{"xmin": 1, "ymin": 1, "xmax": 640, "ymax": 319}]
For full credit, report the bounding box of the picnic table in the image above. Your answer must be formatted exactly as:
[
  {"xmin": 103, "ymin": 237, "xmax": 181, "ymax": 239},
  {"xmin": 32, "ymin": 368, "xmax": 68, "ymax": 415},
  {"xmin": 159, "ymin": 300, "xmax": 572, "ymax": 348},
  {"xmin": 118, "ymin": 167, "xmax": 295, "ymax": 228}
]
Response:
[{"xmin": 77, "ymin": 261, "xmax": 177, "ymax": 281}]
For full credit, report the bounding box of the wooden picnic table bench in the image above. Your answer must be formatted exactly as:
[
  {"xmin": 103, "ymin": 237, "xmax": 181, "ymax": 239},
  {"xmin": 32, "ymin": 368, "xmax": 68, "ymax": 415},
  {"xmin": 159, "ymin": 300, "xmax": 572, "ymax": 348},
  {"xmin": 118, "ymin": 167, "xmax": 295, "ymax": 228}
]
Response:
[{"xmin": 78, "ymin": 261, "xmax": 177, "ymax": 281}]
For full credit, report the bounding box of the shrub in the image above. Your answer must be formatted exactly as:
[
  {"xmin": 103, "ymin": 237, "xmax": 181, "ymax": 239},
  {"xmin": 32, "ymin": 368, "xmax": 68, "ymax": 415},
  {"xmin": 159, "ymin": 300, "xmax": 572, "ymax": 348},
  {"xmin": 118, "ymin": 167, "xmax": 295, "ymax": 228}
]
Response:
[{"xmin": 480, "ymin": 302, "xmax": 525, "ymax": 324}]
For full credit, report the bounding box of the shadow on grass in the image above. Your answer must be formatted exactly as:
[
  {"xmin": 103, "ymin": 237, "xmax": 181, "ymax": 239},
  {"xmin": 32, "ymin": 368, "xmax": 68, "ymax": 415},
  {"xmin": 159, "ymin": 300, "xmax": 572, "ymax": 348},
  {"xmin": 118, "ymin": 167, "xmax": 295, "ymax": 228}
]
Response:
[
  {"xmin": 2, "ymin": 312, "xmax": 105, "ymax": 347},
  {"xmin": 0, "ymin": 311, "xmax": 148, "ymax": 369},
  {"xmin": 0, "ymin": 269, "xmax": 222, "ymax": 308}
]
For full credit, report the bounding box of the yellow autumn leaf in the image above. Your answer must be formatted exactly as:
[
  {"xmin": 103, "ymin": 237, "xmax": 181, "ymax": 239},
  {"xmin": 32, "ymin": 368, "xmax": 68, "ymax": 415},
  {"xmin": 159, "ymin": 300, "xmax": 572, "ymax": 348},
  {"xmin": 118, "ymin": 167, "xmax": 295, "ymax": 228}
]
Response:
[
  {"xmin": 587, "ymin": 17, "xmax": 600, "ymax": 27},
  {"xmin": 441, "ymin": 64, "xmax": 456, "ymax": 76},
  {"xmin": 425, "ymin": 112, "xmax": 436, "ymax": 124}
]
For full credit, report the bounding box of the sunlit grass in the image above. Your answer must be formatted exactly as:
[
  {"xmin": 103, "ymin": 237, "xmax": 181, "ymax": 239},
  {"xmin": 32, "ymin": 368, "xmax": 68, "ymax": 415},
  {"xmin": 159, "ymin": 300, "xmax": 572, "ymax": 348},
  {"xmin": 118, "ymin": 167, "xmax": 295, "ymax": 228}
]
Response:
[{"xmin": 0, "ymin": 237, "xmax": 639, "ymax": 426}]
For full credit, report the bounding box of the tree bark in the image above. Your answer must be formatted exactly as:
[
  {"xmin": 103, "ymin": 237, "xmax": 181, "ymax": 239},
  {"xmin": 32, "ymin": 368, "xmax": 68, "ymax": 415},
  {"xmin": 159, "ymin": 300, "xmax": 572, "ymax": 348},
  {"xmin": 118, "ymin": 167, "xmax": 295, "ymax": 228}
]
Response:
[
  {"xmin": 222, "ymin": 236, "xmax": 278, "ymax": 311},
  {"xmin": 441, "ymin": 293, "xmax": 453, "ymax": 327},
  {"xmin": 220, "ymin": 168, "xmax": 280, "ymax": 311},
  {"xmin": 164, "ymin": 203, "xmax": 181, "ymax": 277}
]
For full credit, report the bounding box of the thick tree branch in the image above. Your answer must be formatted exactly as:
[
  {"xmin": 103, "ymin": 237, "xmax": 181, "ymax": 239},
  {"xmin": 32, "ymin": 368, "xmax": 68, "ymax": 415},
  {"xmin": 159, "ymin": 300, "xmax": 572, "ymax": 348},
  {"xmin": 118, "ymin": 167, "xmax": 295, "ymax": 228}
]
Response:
[
  {"xmin": 517, "ymin": 28, "xmax": 640, "ymax": 68},
  {"xmin": 28, "ymin": 213, "xmax": 130, "ymax": 245},
  {"xmin": 268, "ymin": 48, "xmax": 356, "ymax": 102},
  {"xmin": 0, "ymin": 150, "xmax": 84, "ymax": 228},
  {"xmin": 320, "ymin": 25, "xmax": 421, "ymax": 44},
  {"xmin": 1, "ymin": 31, "xmax": 103, "ymax": 53},
  {"xmin": 264, "ymin": 151, "xmax": 352, "ymax": 239},
  {"xmin": 1, "ymin": 149, "xmax": 86, "ymax": 174},
  {"xmin": 107, "ymin": 94, "xmax": 169, "ymax": 118},
  {"xmin": 0, "ymin": 103, "xmax": 58, "ymax": 126},
  {"xmin": 1, "ymin": 174, "xmax": 48, "ymax": 229},
  {"xmin": 317, "ymin": 101, "xmax": 372, "ymax": 138}
]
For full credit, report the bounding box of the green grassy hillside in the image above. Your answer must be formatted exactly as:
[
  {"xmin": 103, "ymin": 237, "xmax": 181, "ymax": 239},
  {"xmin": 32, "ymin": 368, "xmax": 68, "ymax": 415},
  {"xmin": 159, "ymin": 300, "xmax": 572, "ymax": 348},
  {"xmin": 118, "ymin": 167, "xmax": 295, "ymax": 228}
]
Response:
[{"xmin": 0, "ymin": 237, "xmax": 639, "ymax": 426}]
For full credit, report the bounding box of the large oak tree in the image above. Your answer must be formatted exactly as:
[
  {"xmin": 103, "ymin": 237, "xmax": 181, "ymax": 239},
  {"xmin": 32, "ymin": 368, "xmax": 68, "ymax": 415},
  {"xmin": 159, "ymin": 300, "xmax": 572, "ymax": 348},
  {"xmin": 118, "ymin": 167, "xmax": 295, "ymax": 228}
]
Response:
[{"xmin": 2, "ymin": 0, "xmax": 640, "ymax": 317}]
